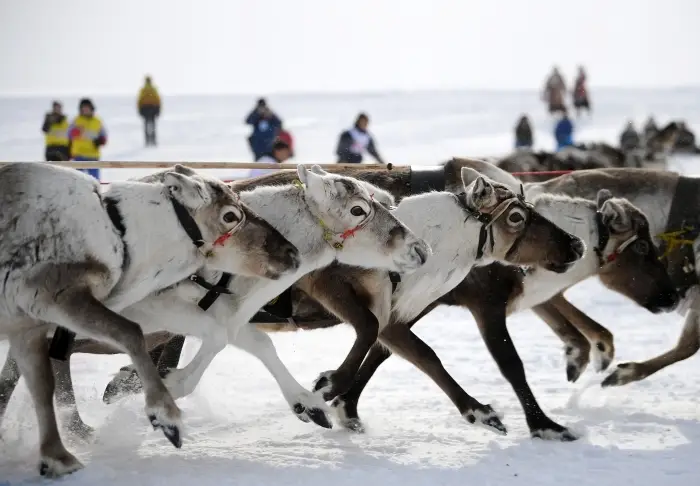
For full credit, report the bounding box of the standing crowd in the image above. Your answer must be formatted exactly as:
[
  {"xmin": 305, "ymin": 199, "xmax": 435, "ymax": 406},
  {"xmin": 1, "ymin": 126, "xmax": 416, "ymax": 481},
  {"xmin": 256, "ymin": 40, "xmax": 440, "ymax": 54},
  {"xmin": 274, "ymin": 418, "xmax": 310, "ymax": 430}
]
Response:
[{"xmin": 513, "ymin": 65, "xmax": 591, "ymax": 152}]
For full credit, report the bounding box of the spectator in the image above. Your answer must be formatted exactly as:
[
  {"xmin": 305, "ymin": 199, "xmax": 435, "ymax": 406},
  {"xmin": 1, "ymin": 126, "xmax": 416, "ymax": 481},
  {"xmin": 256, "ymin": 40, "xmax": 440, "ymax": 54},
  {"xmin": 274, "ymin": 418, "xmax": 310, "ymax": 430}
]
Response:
[
  {"xmin": 572, "ymin": 66, "xmax": 591, "ymax": 117},
  {"xmin": 68, "ymin": 98, "xmax": 107, "ymax": 180},
  {"xmin": 674, "ymin": 121, "xmax": 699, "ymax": 153},
  {"xmin": 643, "ymin": 116, "xmax": 659, "ymax": 142},
  {"xmin": 514, "ymin": 115, "xmax": 534, "ymax": 148},
  {"xmin": 336, "ymin": 113, "xmax": 385, "ymax": 164},
  {"xmin": 138, "ymin": 75, "xmax": 161, "ymax": 146},
  {"xmin": 554, "ymin": 110, "xmax": 574, "ymax": 151},
  {"xmin": 249, "ymin": 140, "xmax": 292, "ymax": 178},
  {"xmin": 276, "ymin": 123, "xmax": 294, "ymax": 158},
  {"xmin": 619, "ymin": 120, "xmax": 641, "ymax": 152},
  {"xmin": 41, "ymin": 100, "xmax": 70, "ymax": 161},
  {"xmin": 542, "ymin": 66, "xmax": 567, "ymax": 114},
  {"xmin": 245, "ymin": 98, "xmax": 282, "ymax": 160}
]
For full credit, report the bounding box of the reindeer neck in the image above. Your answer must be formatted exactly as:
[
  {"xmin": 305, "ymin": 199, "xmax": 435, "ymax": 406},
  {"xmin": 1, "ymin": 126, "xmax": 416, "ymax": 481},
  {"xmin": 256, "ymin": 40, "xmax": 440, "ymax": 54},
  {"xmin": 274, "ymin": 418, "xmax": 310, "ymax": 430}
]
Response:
[
  {"xmin": 102, "ymin": 182, "xmax": 204, "ymax": 310},
  {"xmin": 240, "ymin": 184, "xmax": 331, "ymax": 258}
]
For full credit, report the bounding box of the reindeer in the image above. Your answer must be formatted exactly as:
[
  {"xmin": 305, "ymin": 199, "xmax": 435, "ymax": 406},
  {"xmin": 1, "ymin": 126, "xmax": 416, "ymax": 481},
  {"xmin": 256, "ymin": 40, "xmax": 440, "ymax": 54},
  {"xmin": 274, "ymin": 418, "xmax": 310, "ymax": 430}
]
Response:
[
  {"xmin": 11, "ymin": 163, "xmax": 586, "ymax": 440},
  {"xmin": 0, "ymin": 165, "xmax": 429, "ymax": 439},
  {"xmin": 0, "ymin": 162, "xmax": 302, "ymax": 478}
]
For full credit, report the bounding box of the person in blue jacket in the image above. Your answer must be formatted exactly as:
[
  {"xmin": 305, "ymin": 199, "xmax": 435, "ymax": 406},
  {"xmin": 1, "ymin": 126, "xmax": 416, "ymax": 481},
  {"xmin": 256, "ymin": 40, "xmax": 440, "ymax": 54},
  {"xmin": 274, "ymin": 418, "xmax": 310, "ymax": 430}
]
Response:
[
  {"xmin": 245, "ymin": 98, "xmax": 282, "ymax": 160},
  {"xmin": 554, "ymin": 109, "xmax": 574, "ymax": 151}
]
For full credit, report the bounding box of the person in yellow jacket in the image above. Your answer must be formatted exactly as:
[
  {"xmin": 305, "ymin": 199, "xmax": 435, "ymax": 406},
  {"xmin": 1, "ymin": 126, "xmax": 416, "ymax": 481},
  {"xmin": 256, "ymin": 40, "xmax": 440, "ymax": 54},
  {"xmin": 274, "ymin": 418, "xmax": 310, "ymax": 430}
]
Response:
[
  {"xmin": 138, "ymin": 76, "xmax": 161, "ymax": 146},
  {"xmin": 67, "ymin": 98, "xmax": 107, "ymax": 180},
  {"xmin": 41, "ymin": 101, "xmax": 70, "ymax": 161}
]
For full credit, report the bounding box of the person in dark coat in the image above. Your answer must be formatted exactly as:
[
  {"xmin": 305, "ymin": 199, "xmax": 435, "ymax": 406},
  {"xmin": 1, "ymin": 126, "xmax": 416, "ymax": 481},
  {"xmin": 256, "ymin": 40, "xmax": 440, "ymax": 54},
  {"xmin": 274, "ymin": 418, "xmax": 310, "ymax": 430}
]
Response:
[
  {"xmin": 42, "ymin": 101, "xmax": 70, "ymax": 161},
  {"xmin": 554, "ymin": 110, "xmax": 574, "ymax": 151},
  {"xmin": 245, "ymin": 98, "xmax": 282, "ymax": 160},
  {"xmin": 619, "ymin": 120, "xmax": 641, "ymax": 152},
  {"xmin": 514, "ymin": 115, "xmax": 534, "ymax": 148},
  {"xmin": 335, "ymin": 113, "xmax": 385, "ymax": 164}
]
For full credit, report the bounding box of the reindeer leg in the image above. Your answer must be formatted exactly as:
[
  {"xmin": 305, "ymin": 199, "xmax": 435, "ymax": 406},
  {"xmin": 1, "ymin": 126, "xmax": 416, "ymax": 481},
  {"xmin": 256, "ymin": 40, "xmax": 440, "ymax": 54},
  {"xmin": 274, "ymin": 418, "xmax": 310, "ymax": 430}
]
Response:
[
  {"xmin": 533, "ymin": 301, "xmax": 592, "ymax": 382},
  {"xmin": 232, "ymin": 324, "xmax": 331, "ymax": 428},
  {"xmin": 51, "ymin": 357, "xmax": 94, "ymax": 440},
  {"xmin": 9, "ymin": 326, "xmax": 83, "ymax": 477},
  {"xmin": 471, "ymin": 303, "xmax": 579, "ymax": 441},
  {"xmin": 377, "ymin": 323, "xmax": 507, "ymax": 435},
  {"xmin": 0, "ymin": 352, "xmax": 21, "ymax": 430},
  {"xmin": 103, "ymin": 332, "xmax": 180, "ymax": 404},
  {"xmin": 603, "ymin": 309, "xmax": 699, "ymax": 387},
  {"xmin": 34, "ymin": 287, "xmax": 183, "ymax": 448},
  {"xmin": 549, "ymin": 293, "xmax": 615, "ymax": 372}
]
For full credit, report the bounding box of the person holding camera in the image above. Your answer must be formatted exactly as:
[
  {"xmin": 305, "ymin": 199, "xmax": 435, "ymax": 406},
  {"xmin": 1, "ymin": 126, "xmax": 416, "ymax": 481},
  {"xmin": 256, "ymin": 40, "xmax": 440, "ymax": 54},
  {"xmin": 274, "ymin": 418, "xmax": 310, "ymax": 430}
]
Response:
[
  {"xmin": 41, "ymin": 101, "xmax": 70, "ymax": 161},
  {"xmin": 245, "ymin": 98, "xmax": 282, "ymax": 160}
]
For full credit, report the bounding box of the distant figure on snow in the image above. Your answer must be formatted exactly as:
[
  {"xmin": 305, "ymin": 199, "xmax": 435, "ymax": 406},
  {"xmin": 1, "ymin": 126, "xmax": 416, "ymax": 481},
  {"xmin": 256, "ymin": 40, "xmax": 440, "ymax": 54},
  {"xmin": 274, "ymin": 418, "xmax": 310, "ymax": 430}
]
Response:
[
  {"xmin": 514, "ymin": 115, "xmax": 534, "ymax": 148},
  {"xmin": 276, "ymin": 123, "xmax": 294, "ymax": 158},
  {"xmin": 245, "ymin": 98, "xmax": 282, "ymax": 160},
  {"xmin": 248, "ymin": 140, "xmax": 292, "ymax": 178},
  {"xmin": 68, "ymin": 98, "xmax": 107, "ymax": 180},
  {"xmin": 336, "ymin": 113, "xmax": 385, "ymax": 164},
  {"xmin": 41, "ymin": 100, "xmax": 70, "ymax": 161},
  {"xmin": 619, "ymin": 121, "xmax": 641, "ymax": 152},
  {"xmin": 643, "ymin": 116, "xmax": 659, "ymax": 143},
  {"xmin": 138, "ymin": 75, "xmax": 161, "ymax": 146},
  {"xmin": 542, "ymin": 66, "xmax": 567, "ymax": 114},
  {"xmin": 572, "ymin": 66, "xmax": 591, "ymax": 117},
  {"xmin": 674, "ymin": 121, "xmax": 699, "ymax": 153},
  {"xmin": 554, "ymin": 110, "xmax": 574, "ymax": 151}
]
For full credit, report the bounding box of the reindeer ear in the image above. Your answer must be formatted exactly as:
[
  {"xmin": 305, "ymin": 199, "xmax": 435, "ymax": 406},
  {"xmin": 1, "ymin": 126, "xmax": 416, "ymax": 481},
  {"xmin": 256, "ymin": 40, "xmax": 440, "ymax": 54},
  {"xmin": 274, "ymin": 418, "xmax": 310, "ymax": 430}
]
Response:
[
  {"xmin": 163, "ymin": 171, "xmax": 210, "ymax": 209},
  {"xmin": 600, "ymin": 199, "xmax": 631, "ymax": 232},
  {"xmin": 596, "ymin": 189, "xmax": 613, "ymax": 210},
  {"xmin": 310, "ymin": 165, "xmax": 327, "ymax": 176},
  {"xmin": 172, "ymin": 164, "xmax": 197, "ymax": 176},
  {"xmin": 297, "ymin": 165, "xmax": 310, "ymax": 186},
  {"xmin": 460, "ymin": 167, "xmax": 482, "ymax": 188},
  {"xmin": 465, "ymin": 175, "xmax": 496, "ymax": 210}
]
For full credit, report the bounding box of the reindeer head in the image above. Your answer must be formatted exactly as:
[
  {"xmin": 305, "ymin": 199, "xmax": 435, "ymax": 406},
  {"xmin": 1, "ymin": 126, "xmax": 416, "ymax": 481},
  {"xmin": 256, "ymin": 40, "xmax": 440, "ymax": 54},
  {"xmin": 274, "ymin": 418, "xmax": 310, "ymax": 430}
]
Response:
[
  {"xmin": 594, "ymin": 189, "xmax": 679, "ymax": 313},
  {"xmin": 460, "ymin": 167, "xmax": 585, "ymax": 273},
  {"xmin": 160, "ymin": 164, "xmax": 301, "ymax": 279},
  {"xmin": 297, "ymin": 164, "xmax": 430, "ymax": 274}
]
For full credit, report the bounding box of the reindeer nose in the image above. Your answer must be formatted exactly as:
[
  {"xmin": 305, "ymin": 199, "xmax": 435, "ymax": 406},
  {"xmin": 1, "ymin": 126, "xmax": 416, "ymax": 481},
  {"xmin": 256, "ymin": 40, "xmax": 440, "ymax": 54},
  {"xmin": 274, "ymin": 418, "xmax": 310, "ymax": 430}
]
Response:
[
  {"xmin": 412, "ymin": 241, "xmax": 429, "ymax": 266},
  {"xmin": 570, "ymin": 237, "xmax": 585, "ymax": 260}
]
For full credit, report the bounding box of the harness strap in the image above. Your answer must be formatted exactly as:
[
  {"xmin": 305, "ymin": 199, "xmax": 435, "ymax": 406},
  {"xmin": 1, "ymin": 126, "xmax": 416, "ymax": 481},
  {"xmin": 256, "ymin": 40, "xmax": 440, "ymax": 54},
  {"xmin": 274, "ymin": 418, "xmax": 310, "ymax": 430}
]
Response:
[
  {"xmin": 193, "ymin": 273, "xmax": 233, "ymax": 311},
  {"xmin": 170, "ymin": 197, "xmax": 205, "ymax": 248}
]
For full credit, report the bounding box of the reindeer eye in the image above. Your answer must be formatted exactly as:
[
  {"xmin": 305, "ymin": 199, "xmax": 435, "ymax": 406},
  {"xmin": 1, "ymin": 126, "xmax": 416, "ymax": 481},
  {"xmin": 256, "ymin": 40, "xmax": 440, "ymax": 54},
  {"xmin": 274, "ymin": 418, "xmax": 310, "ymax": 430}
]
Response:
[
  {"xmin": 223, "ymin": 211, "xmax": 237, "ymax": 223},
  {"xmin": 507, "ymin": 210, "xmax": 525, "ymax": 225},
  {"xmin": 633, "ymin": 240, "xmax": 650, "ymax": 255},
  {"xmin": 350, "ymin": 206, "xmax": 366, "ymax": 217}
]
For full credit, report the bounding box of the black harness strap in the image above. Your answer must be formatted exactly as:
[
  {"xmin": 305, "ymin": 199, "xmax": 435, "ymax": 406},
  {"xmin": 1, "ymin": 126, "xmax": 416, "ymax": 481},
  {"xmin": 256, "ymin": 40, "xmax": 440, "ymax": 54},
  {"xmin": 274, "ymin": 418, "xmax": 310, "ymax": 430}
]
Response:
[
  {"xmin": 409, "ymin": 166, "xmax": 446, "ymax": 193},
  {"xmin": 593, "ymin": 210, "xmax": 611, "ymax": 267},
  {"xmin": 659, "ymin": 176, "xmax": 700, "ymax": 294},
  {"xmin": 192, "ymin": 273, "xmax": 233, "ymax": 311},
  {"xmin": 49, "ymin": 194, "xmax": 207, "ymax": 361}
]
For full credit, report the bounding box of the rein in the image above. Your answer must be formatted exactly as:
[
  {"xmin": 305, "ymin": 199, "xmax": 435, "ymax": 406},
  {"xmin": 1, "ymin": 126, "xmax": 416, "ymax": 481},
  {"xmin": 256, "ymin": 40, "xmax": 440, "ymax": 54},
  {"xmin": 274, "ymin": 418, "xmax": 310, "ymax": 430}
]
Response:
[{"xmin": 455, "ymin": 184, "xmax": 532, "ymax": 260}]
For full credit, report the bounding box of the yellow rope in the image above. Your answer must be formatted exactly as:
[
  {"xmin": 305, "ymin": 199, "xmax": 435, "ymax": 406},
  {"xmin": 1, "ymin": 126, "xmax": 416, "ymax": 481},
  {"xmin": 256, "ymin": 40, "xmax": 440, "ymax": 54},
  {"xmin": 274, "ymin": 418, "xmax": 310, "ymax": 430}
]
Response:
[{"xmin": 656, "ymin": 226, "xmax": 696, "ymax": 260}]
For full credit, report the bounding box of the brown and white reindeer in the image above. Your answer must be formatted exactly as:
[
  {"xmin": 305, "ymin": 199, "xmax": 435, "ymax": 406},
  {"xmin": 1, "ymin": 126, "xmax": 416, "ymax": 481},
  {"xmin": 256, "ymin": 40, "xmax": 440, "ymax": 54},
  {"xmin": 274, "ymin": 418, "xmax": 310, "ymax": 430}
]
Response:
[
  {"xmin": 5, "ymin": 163, "xmax": 586, "ymax": 440},
  {"xmin": 0, "ymin": 162, "xmax": 302, "ymax": 477}
]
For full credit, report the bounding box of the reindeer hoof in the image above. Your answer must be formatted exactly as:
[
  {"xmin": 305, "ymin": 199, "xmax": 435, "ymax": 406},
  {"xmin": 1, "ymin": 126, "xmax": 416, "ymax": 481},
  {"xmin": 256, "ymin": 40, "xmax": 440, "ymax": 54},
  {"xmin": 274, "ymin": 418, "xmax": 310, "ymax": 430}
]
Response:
[
  {"xmin": 103, "ymin": 366, "xmax": 142, "ymax": 404},
  {"xmin": 601, "ymin": 362, "xmax": 643, "ymax": 387},
  {"xmin": 592, "ymin": 341, "xmax": 614, "ymax": 372},
  {"xmin": 39, "ymin": 453, "xmax": 84, "ymax": 478},
  {"xmin": 312, "ymin": 370, "xmax": 340, "ymax": 401},
  {"xmin": 292, "ymin": 403, "xmax": 333, "ymax": 429},
  {"xmin": 566, "ymin": 363, "xmax": 583, "ymax": 383},
  {"xmin": 531, "ymin": 421, "xmax": 580, "ymax": 442},
  {"xmin": 148, "ymin": 414, "xmax": 182, "ymax": 448},
  {"xmin": 464, "ymin": 404, "xmax": 507, "ymax": 435},
  {"xmin": 564, "ymin": 345, "xmax": 589, "ymax": 383}
]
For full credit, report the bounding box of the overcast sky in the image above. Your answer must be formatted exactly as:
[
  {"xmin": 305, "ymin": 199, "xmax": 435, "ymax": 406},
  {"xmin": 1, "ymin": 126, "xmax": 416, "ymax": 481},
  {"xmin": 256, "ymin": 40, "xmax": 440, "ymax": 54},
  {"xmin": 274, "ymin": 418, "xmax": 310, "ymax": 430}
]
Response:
[{"xmin": 1, "ymin": 0, "xmax": 698, "ymax": 96}]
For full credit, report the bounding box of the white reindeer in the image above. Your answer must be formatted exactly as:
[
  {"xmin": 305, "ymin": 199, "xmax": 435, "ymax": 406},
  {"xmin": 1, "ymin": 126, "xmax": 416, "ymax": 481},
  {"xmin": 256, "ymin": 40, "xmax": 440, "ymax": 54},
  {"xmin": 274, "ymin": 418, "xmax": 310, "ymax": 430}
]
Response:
[{"xmin": 0, "ymin": 162, "xmax": 302, "ymax": 477}]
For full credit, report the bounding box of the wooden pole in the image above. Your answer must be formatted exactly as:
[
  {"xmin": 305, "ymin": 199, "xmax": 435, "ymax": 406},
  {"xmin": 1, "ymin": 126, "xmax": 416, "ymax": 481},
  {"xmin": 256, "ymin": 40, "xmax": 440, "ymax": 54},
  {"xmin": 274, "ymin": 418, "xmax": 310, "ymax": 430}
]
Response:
[{"xmin": 0, "ymin": 161, "xmax": 396, "ymax": 170}]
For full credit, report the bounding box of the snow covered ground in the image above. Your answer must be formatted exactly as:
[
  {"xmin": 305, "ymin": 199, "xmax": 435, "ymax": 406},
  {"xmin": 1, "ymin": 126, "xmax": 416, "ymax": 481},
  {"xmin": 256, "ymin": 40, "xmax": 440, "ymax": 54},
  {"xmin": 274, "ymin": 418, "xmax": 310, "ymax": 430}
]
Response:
[{"xmin": 1, "ymin": 88, "xmax": 699, "ymax": 485}]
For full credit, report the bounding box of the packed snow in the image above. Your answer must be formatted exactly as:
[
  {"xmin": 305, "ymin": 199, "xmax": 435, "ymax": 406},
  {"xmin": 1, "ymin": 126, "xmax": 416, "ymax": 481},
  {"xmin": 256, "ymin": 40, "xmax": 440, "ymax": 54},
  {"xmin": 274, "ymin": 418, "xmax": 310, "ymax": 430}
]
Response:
[{"xmin": 1, "ymin": 89, "xmax": 699, "ymax": 485}]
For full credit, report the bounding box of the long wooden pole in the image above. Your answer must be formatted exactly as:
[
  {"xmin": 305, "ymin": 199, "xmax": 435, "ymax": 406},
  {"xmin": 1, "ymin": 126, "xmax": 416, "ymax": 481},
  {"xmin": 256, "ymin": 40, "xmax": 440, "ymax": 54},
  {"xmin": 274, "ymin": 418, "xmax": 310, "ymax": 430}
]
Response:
[{"xmin": 0, "ymin": 161, "xmax": 396, "ymax": 170}]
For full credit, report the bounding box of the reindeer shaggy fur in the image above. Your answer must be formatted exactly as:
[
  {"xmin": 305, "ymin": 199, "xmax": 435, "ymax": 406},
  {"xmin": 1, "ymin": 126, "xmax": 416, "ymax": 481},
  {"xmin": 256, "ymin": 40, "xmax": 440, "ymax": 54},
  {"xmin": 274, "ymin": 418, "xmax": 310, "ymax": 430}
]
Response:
[{"xmin": 0, "ymin": 162, "xmax": 301, "ymax": 477}]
